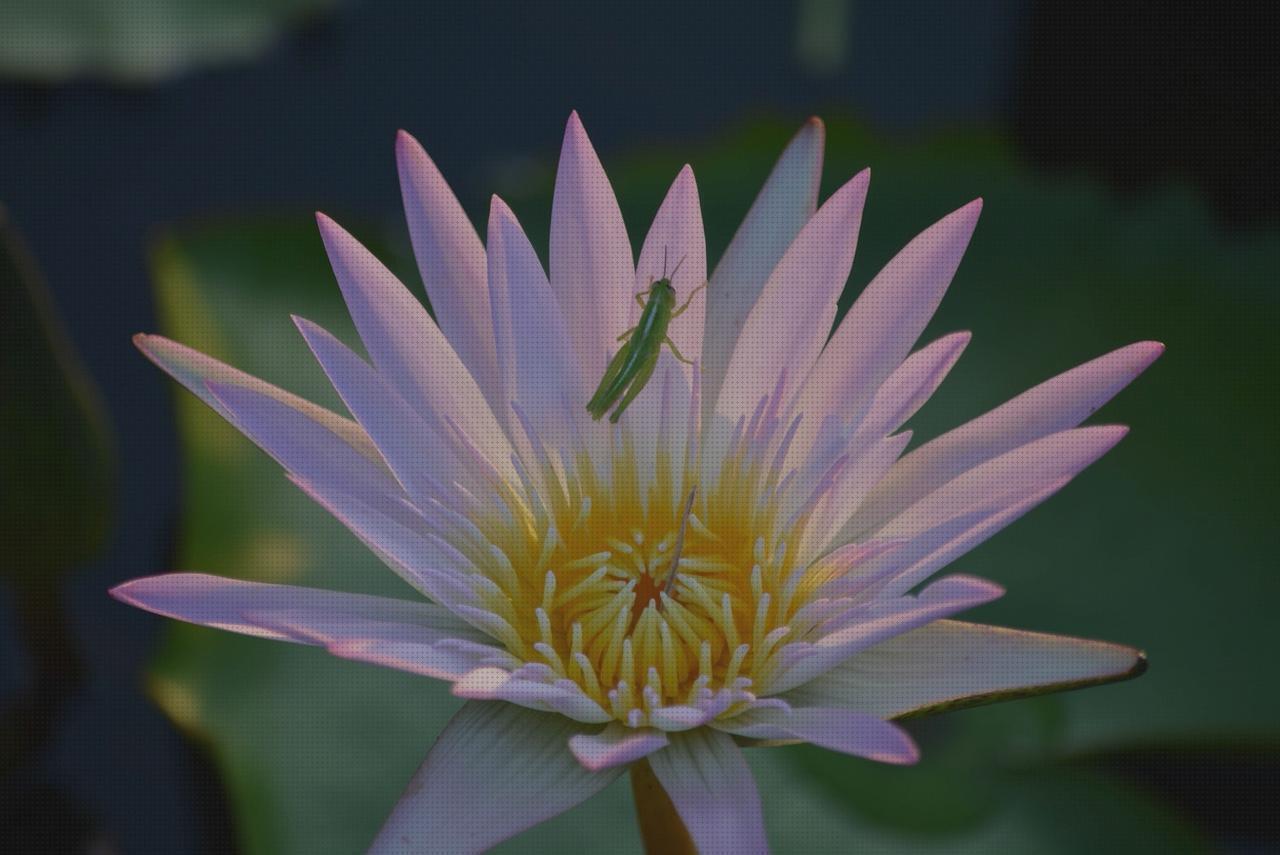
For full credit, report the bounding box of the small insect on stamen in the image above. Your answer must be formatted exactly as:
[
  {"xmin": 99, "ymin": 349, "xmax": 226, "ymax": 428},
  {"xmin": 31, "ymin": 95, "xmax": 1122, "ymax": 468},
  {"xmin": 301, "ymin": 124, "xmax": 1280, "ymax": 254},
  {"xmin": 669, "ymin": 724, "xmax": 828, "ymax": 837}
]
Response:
[{"xmin": 585, "ymin": 249, "xmax": 707, "ymax": 422}]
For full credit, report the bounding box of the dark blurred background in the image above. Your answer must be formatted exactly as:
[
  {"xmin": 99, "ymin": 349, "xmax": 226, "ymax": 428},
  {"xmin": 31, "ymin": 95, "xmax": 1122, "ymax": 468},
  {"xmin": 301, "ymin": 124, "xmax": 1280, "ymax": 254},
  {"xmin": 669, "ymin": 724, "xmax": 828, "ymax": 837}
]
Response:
[{"xmin": 2, "ymin": 1, "xmax": 1277, "ymax": 853}]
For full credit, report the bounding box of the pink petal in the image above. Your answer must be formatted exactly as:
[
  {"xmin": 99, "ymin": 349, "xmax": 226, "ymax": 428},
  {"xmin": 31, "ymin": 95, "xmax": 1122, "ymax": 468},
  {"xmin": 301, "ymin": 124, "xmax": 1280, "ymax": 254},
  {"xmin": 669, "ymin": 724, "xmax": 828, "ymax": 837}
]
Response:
[
  {"xmin": 635, "ymin": 165, "xmax": 707, "ymax": 365},
  {"xmin": 395, "ymin": 130, "xmax": 499, "ymax": 409},
  {"xmin": 715, "ymin": 170, "xmax": 870, "ymax": 425},
  {"xmin": 768, "ymin": 574, "xmax": 1005, "ymax": 693},
  {"xmin": 133, "ymin": 333, "xmax": 378, "ymax": 461},
  {"xmin": 846, "ymin": 340, "xmax": 1165, "ymax": 538},
  {"xmin": 369, "ymin": 701, "xmax": 620, "ymax": 853},
  {"xmin": 703, "ymin": 118, "xmax": 824, "ymax": 412},
  {"xmin": 294, "ymin": 317, "xmax": 496, "ymax": 505},
  {"xmin": 718, "ymin": 706, "xmax": 919, "ymax": 765},
  {"xmin": 786, "ymin": 200, "xmax": 982, "ymax": 468},
  {"xmin": 647, "ymin": 728, "xmax": 768, "ymax": 855},
  {"xmin": 488, "ymin": 196, "xmax": 582, "ymax": 445},
  {"xmin": 110, "ymin": 573, "xmax": 483, "ymax": 650},
  {"xmin": 784, "ymin": 619, "xmax": 1146, "ymax": 720},
  {"xmin": 314, "ymin": 213, "xmax": 514, "ymax": 470},
  {"xmin": 569, "ymin": 723, "xmax": 670, "ymax": 771},
  {"xmin": 549, "ymin": 112, "xmax": 634, "ymax": 376}
]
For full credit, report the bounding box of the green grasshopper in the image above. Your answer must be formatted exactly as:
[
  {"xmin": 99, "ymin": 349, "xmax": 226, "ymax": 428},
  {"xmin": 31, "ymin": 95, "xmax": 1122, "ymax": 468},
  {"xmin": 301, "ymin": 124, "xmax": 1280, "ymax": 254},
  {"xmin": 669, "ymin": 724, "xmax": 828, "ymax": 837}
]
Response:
[{"xmin": 586, "ymin": 254, "xmax": 706, "ymax": 423}]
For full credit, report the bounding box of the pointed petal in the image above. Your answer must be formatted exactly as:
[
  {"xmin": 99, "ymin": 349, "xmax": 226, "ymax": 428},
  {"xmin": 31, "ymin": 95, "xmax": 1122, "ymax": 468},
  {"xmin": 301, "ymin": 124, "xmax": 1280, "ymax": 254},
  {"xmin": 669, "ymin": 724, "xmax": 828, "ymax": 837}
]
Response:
[
  {"xmin": 647, "ymin": 728, "xmax": 768, "ymax": 855},
  {"xmin": 202, "ymin": 380, "xmax": 398, "ymax": 498},
  {"xmin": 569, "ymin": 723, "xmax": 670, "ymax": 771},
  {"xmin": 717, "ymin": 706, "xmax": 918, "ymax": 765},
  {"xmin": 370, "ymin": 701, "xmax": 620, "ymax": 854},
  {"xmin": 452, "ymin": 666, "xmax": 612, "ymax": 724},
  {"xmin": 285, "ymin": 474, "xmax": 485, "ymax": 610},
  {"xmin": 635, "ymin": 165, "xmax": 708, "ymax": 362},
  {"xmin": 488, "ymin": 196, "xmax": 582, "ymax": 443},
  {"xmin": 857, "ymin": 331, "xmax": 972, "ymax": 440},
  {"xmin": 784, "ymin": 619, "xmax": 1147, "ymax": 719},
  {"xmin": 110, "ymin": 573, "xmax": 484, "ymax": 652},
  {"xmin": 134, "ymin": 333, "xmax": 379, "ymax": 461},
  {"xmin": 395, "ymin": 131, "xmax": 500, "ymax": 407},
  {"xmin": 786, "ymin": 200, "xmax": 982, "ymax": 467},
  {"xmin": 704, "ymin": 118, "xmax": 824, "ymax": 411},
  {"xmin": 549, "ymin": 112, "xmax": 634, "ymax": 375},
  {"xmin": 767, "ymin": 574, "xmax": 1005, "ymax": 694},
  {"xmin": 294, "ymin": 317, "xmax": 491, "ymax": 506},
  {"xmin": 865, "ymin": 425, "xmax": 1129, "ymax": 595},
  {"xmin": 716, "ymin": 170, "xmax": 870, "ymax": 425},
  {"xmin": 314, "ymin": 213, "xmax": 514, "ymax": 469},
  {"xmin": 846, "ymin": 341, "xmax": 1164, "ymax": 538}
]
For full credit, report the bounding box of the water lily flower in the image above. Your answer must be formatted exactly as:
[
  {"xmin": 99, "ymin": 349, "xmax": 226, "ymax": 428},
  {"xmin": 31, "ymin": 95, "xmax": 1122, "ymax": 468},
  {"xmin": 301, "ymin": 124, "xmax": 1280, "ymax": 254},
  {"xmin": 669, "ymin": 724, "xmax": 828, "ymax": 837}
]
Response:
[{"xmin": 113, "ymin": 113, "xmax": 1159, "ymax": 854}]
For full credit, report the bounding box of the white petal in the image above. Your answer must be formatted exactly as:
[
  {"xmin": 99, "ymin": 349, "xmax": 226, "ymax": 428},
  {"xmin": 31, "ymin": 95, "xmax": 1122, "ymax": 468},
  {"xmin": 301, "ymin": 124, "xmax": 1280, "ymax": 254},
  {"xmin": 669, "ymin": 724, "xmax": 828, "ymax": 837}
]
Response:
[
  {"xmin": 285, "ymin": 474, "xmax": 486, "ymax": 611},
  {"xmin": 786, "ymin": 200, "xmax": 982, "ymax": 469},
  {"xmin": 395, "ymin": 131, "xmax": 499, "ymax": 409},
  {"xmin": 549, "ymin": 112, "xmax": 634, "ymax": 376},
  {"xmin": 369, "ymin": 701, "xmax": 620, "ymax": 854},
  {"xmin": 635, "ymin": 165, "xmax": 708, "ymax": 365},
  {"xmin": 569, "ymin": 722, "xmax": 670, "ymax": 771},
  {"xmin": 314, "ymin": 213, "xmax": 514, "ymax": 470},
  {"xmin": 488, "ymin": 196, "xmax": 582, "ymax": 446},
  {"xmin": 202, "ymin": 380, "xmax": 398, "ymax": 498},
  {"xmin": 647, "ymin": 728, "xmax": 768, "ymax": 855},
  {"xmin": 452, "ymin": 667, "xmax": 612, "ymax": 724},
  {"xmin": 703, "ymin": 118, "xmax": 824, "ymax": 413},
  {"xmin": 865, "ymin": 425, "xmax": 1128, "ymax": 595},
  {"xmin": 845, "ymin": 341, "xmax": 1165, "ymax": 538},
  {"xmin": 767, "ymin": 574, "xmax": 1005, "ymax": 694},
  {"xmin": 716, "ymin": 706, "xmax": 918, "ymax": 765},
  {"xmin": 134, "ymin": 333, "xmax": 379, "ymax": 462},
  {"xmin": 294, "ymin": 317, "xmax": 492, "ymax": 506},
  {"xmin": 109, "ymin": 573, "xmax": 484, "ymax": 651},
  {"xmin": 783, "ymin": 619, "xmax": 1147, "ymax": 719},
  {"xmin": 715, "ymin": 170, "xmax": 870, "ymax": 425},
  {"xmin": 329, "ymin": 637, "xmax": 519, "ymax": 682},
  {"xmin": 856, "ymin": 331, "xmax": 972, "ymax": 440}
]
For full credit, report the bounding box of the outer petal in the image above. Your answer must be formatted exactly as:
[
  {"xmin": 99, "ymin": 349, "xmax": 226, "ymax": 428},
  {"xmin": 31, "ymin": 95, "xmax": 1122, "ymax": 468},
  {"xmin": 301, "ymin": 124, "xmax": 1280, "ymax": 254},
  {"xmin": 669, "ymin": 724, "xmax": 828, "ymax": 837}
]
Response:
[
  {"xmin": 133, "ymin": 333, "xmax": 379, "ymax": 462},
  {"xmin": 716, "ymin": 706, "xmax": 918, "ymax": 765},
  {"xmin": 647, "ymin": 728, "xmax": 768, "ymax": 855},
  {"xmin": 369, "ymin": 701, "xmax": 620, "ymax": 854},
  {"xmin": 488, "ymin": 196, "xmax": 582, "ymax": 445},
  {"xmin": 549, "ymin": 112, "xmax": 634, "ymax": 376},
  {"xmin": 786, "ymin": 199, "xmax": 982, "ymax": 469},
  {"xmin": 715, "ymin": 170, "xmax": 870, "ymax": 425},
  {"xmin": 703, "ymin": 118, "xmax": 824, "ymax": 412},
  {"xmin": 766, "ymin": 574, "xmax": 1005, "ymax": 694},
  {"xmin": 783, "ymin": 619, "xmax": 1147, "ymax": 719},
  {"xmin": 314, "ymin": 213, "xmax": 514, "ymax": 470},
  {"xmin": 634, "ymin": 165, "xmax": 708, "ymax": 363},
  {"xmin": 395, "ymin": 131, "xmax": 499, "ymax": 409},
  {"xmin": 863, "ymin": 425, "xmax": 1129, "ymax": 595},
  {"xmin": 294, "ymin": 317, "xmax": 493, "ymax": 506},
  {"xmin": 109, "ymin": 573, "xmax": 488, "ymax": 654},
  {"xmin": 202, "ymin": 381, "xmax": 399, "ymax": 499},
  {"xmin": 569, "ymin": 722, "xmax": 670, "ymax": 772},
  {"xmin": 845, "ymin": 340, "xmax": 1165, "ymax": 539}
]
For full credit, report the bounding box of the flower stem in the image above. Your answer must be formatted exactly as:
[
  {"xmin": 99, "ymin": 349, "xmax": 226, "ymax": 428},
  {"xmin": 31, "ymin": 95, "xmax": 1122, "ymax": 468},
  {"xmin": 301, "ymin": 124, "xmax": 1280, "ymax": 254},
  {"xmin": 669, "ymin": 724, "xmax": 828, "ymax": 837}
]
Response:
[{"xmin": 631, "ymin": 759, "xmax": 697, "ymax": 854}]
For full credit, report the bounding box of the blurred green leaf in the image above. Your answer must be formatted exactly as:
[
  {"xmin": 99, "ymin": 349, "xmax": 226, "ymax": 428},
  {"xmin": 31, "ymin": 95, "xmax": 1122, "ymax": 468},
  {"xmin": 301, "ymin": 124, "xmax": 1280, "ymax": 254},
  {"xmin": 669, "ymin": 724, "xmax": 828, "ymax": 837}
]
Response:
[
  {"xmin": 0, "ymin": 0, "xmax": 337, "ymax": 84},
  {"xmin": 0, "ymin": 205, "xmax": 113, "ymax": 591},
  {"xmin": 147, "ymin": 118, "xmax": 1276, "ymax": 852}
]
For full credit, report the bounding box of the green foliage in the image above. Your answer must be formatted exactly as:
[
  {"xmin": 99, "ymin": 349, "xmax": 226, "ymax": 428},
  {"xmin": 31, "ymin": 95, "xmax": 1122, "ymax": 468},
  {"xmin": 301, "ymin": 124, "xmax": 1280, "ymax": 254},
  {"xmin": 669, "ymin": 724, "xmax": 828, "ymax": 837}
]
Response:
[{"xmin": 146, "ymin": 119, "xmax": 1276, "ymax": 852}]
